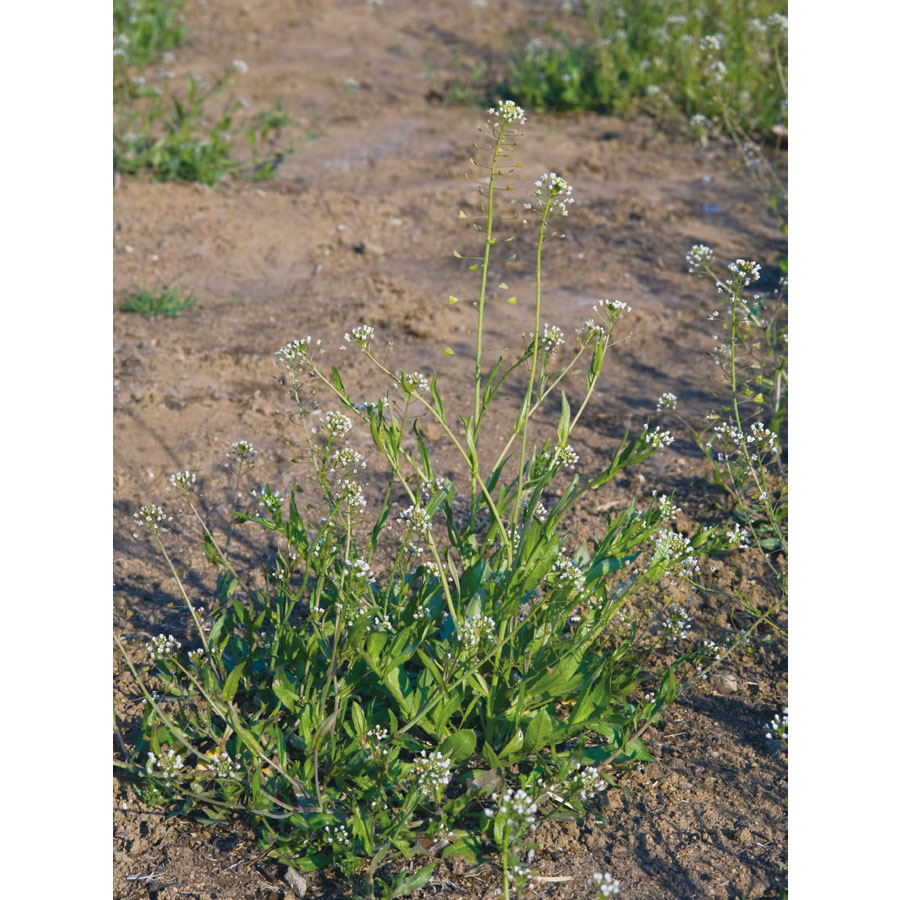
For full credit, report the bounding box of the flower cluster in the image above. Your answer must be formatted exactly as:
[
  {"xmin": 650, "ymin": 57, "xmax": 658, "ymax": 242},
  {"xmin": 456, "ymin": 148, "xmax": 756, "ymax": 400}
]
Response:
[
  {"xmin": 507, "ymin": 863, "xmax": 535, "ymax": 894},
  {"xmin": 537, "ymin": 323, "xmax": 565, "ymax": 353},
  {"xmin": 400, "ymin": 371, "xmax": 430, "ymax": 394},
  {"xmin": 747, "ymin": 421, "xmax": 779, "ymax": 453},
  {"xmin": 765, "ymin": 709, "xmax": 788, "ymax": 744},
  {"xmin": 411, "ymin": 750, "xmax": 452, "ymax": 802},
  {"xmin": 486, "ymin": 788, "xmax": 538, "ymax": 840},
  {"xmin": 328, "ymin": 447, "xmax": 366, "ymax": 474},
  {"xmin": 422, "ymin": 477, "xmax": 448, "ymax": 498},
  {"xmin": 595, "ymin": 299, "xmax": 631, "ymax": 327},
  {"xmin": 275, "ymin": 337, "xmax": 315, "ymax": 369},
  {"xmin": 133, "ymin": 504, "xmax": 173, "ymax": 537},
  {"xmin": 353, "ymin": 398, "xmax": 385, "ymax": 416},
  {"xmin": 345, "ymin": 324, "xmax": 374, "ymax": 349},
  {"xmin": 323, "ymin": 822, "xmax": 352, "ymax": 849},
  {"xmin": 398, "ymin": 505, "xmax": 432, "ymax": 537},
  {"xmin": 488, "ymin": 99, "xmax": 526, "ymax": 125},
  {"xmin": 335, "ymin": 478, "xmax": 366, "ymax": 509},
  {"xmin": 232, "ymin": 59, "xmax": 249, "ymax": 74},
  {"xmin": 649, "ymin": 530, "xmax": 699, "ymax": 581},
  {"xmin": 421, "ymin": 560, "xmax": 445, "ymax": 581},
  {"xmin": 656, "ymin": 392, "xmax": 677, "ymax": 412},
  {"xmin": 659, "ymin": 603, "xmax": 693, "ymax": 641},
  {"xmin": 592, "ymin": 873, "xmax": 621, "ymax": 897},
  {"xmin": 652, "ymin": 492, "xmax": 680, "ymax": 521},
  {"xmin": 686, "ymin": 243, "xmax": 714, "ymax": 273},
  {"xmin": 741, "ymin": 141, "xmax": 763, "ymax": 168},
  {"xmin": 207, "ymin": 750, "xmax": 241, "ymax": 778},
  {"xmin": 458, "ymin": 612, "xmax": 496, "ymax": 648},
  {"xmin": 365, "ymin": 724, "xmax": 391, "ymax": 764},
  {"xmin": 169, "ymin": 471, "xmax": 196, "ymax": 493},
  {"xmin": 571, "ymin": 763, "xmax": 608, "ymax": 802},
  {"xmin": 147, "ymin": 749, "xmax": 184, "ymax": 780},
  {"xmin": 251, "ymin": 485, "xmax": 283, "ymax": 516},
  {"xmin": 728, "ymin": 258, "xmax": 762, "ymax": 286},
  {"xmin": 534, "ymin": 172, "xmax": 574, "ymax": 215},
  {"xmin": 229, "ymin": 440, "xmax": 257, "ymax": 464},
  {"xmin": 541, "ymin": 443, "xmax": 579, "ymax": 471},
  {"xmin": 345, "ymin": 556, "xmax": 376, "ymax": 583},
  {"xmin": 725, "ymin": 524, "xmax": 750, "ymax": 548},
  {"xmin": 552, "ymin": 555, "xmax": 586, "ymax": 594},
  {"xmin": 639, "ymin": 425, "xmax": 675, "ymax": 450},
  {"xmin": 325, "ymin": 411, "xmax": 353, "ymax": 438},
  {"xmin": 578, "ymin": 317, "xmax": 605, "ymax": 342},
  {"xmin": 146, "ymin": 633, "xmax": 182, "ymax": 660}
]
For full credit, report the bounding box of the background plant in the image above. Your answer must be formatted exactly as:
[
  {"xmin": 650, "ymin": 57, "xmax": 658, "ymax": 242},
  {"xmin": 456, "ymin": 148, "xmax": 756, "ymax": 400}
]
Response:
[
  {"xmin": 114, "ymin": 4, "xmax": 296, "ymax": 185},
  {"xmin": 117, "ymin": 104, "xmax": 760, "ymax": 896},
  {"xmin": 119, "ymin": 284, "xmax": 197, "ymax": 319},
  {"xmin": 661, "ymin": 245, "xmax": 787, "ymax": 633},
  {"xmin": 486, "ymin": 1, "xmax": 787, "ymax": 143}
]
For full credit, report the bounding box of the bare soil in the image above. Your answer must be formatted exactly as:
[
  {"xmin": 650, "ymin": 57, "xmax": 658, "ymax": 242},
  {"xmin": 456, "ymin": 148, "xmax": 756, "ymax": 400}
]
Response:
[{"xmin": 113, "ymin": 2, "xmax": 787, "ymax": 897}]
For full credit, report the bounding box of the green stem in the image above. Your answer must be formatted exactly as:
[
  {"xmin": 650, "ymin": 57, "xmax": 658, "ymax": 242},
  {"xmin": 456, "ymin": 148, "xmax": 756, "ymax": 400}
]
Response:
[{"xmin": 512, "ymin": 199, "xmax": 552, "ymax": 527}]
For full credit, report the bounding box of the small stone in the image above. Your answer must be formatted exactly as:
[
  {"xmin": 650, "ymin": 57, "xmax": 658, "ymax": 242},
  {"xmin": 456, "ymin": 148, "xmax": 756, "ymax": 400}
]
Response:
[
  {"xmin": 709, "ymin": 672, "xmax": 739, "ymax": 694},
  {"xmin": 284, "ymin": 868, "xmax": 307, "ymax": 897}
]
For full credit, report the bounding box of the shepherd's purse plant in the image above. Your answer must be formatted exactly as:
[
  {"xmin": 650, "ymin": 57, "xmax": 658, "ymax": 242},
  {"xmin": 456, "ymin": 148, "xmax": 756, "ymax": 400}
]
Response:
[{"xmin": 117, "ymin": 102, "xmax": 759, "ymax": 898}]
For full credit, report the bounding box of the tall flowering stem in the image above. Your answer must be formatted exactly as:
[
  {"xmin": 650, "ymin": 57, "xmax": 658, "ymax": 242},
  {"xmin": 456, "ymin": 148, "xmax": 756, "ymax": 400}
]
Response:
[
  {"xmin": 473, "ymin": 125, "xmax": 508, "ymax": 427},
  {"xmin": 511, "ymin": 191, "xmax": 553, "ymax": 528}
]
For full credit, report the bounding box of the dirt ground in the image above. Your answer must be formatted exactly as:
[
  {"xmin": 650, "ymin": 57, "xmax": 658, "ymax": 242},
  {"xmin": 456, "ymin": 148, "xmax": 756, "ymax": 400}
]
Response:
[{"xmin": 113, "ymin": 2, "xmax": 787, "ymax": 897}]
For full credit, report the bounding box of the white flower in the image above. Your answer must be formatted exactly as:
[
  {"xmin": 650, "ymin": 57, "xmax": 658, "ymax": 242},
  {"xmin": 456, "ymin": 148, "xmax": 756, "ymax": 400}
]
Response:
[
  {"xmin": 400, "ymin": 371, "xmax": 429, "ymax": 394},
  {"xmin": 146, "ymin": 633, "xmax": 182, "ymax": 660},
  {"xmin": 537, "ymin": 323, "xmax": 565, "ymax": 353},
  {"xmin": 345, "ymin": 325, "xmax": 375, "ymax": 349},
  {"xmin": 534, "ymin": 172, "xmax": 574, "ymax": 215},
  {"xmin": 325, "ymin": 411, "xmax": 353, "ymax": 438},
  {"xmin": 728, "ymin": 258, "xmax": 762, "ymax": 286},
  {"xmin": 336, "ymin": 479, "xmax": 366, "ymax": 509},
  {"xmin": 686, "ymin": 243, "xmax": 714, "ymax": 272},
  {"xmin": 488, "ymin": 99, "xmax": 526, "ymax": 124},
  {"xmin": 147, "ymin": 749, "xmax": 184, "ymax": 780},
  {"xmin": 656, "ymin": 392, "xmax": 677, "ymax": 412},
  {"xmin": 398, "ymin": 505, "xmax": 432, "ymax": 537},
  {"xmin": 412, "ymin": 750, "xmax": 452, "ymax": 801},
  {"xmin": 133, "ymin": 504, "xmax": 173, "ymax": 536},
  {"xmin": 640, "ymin": 424, "xmax": 675, "ymax": 450},
  {"xmin": 592, "ymin": 872, "xmax": 621, "ymax": 897},
  {"xmin": 232, "ymin": 59, "xmax": 249, "ymax": 74},
  {"xmin": 275, "ymin": 337, "xmax": 315, "ymax": 368}
]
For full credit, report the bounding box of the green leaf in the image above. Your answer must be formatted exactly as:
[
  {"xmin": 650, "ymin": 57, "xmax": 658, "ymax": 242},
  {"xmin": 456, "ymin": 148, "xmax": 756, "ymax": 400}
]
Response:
[
  {"xmin": 271, "ymin": 669, "xmax": 298, "ymax": 712},
  {"xmin": 522, "ymin": 708, "xmax": 554, "ymax": 756},
  {"xmin": 557, "ymin": 391, "xmax": 571, "ymax": 444},
  {"xmin": 438, "ymin": 728, "xmax": 477, "ymax": 763},
  {"xmin": 586, "ymin": 553, "xmax": 637, "ymax": 583},
  {"xmin": 442, "ymin": 837, "xmax": 478, "ymax": 863},
  {"xmin": 497, "ymin": 727, "xmax": 524, "ymax": 760},
  {"xmin": 331, "ymin": 366, "xmax": 346, "ymax": 395},
  {"xmin": 388, "ymin": 862, "xmax": 436, "ymax": 897},
  {"xmin": 351, "ymin": 702, "xmax": 367, "ymax": 740},
  {"xmin": 444, "ymin": 347, "xmax": 454, "ymax": 356},
  {"xmin": 222, "ymin": 661, "xmax": 246, "ymax": 702}
]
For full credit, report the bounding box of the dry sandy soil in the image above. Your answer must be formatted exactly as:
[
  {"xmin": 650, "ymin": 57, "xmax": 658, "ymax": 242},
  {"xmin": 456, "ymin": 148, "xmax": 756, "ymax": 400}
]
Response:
[{"xmin": 113, "ymin": 2, "xmax": 787, "ymax": 898}]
